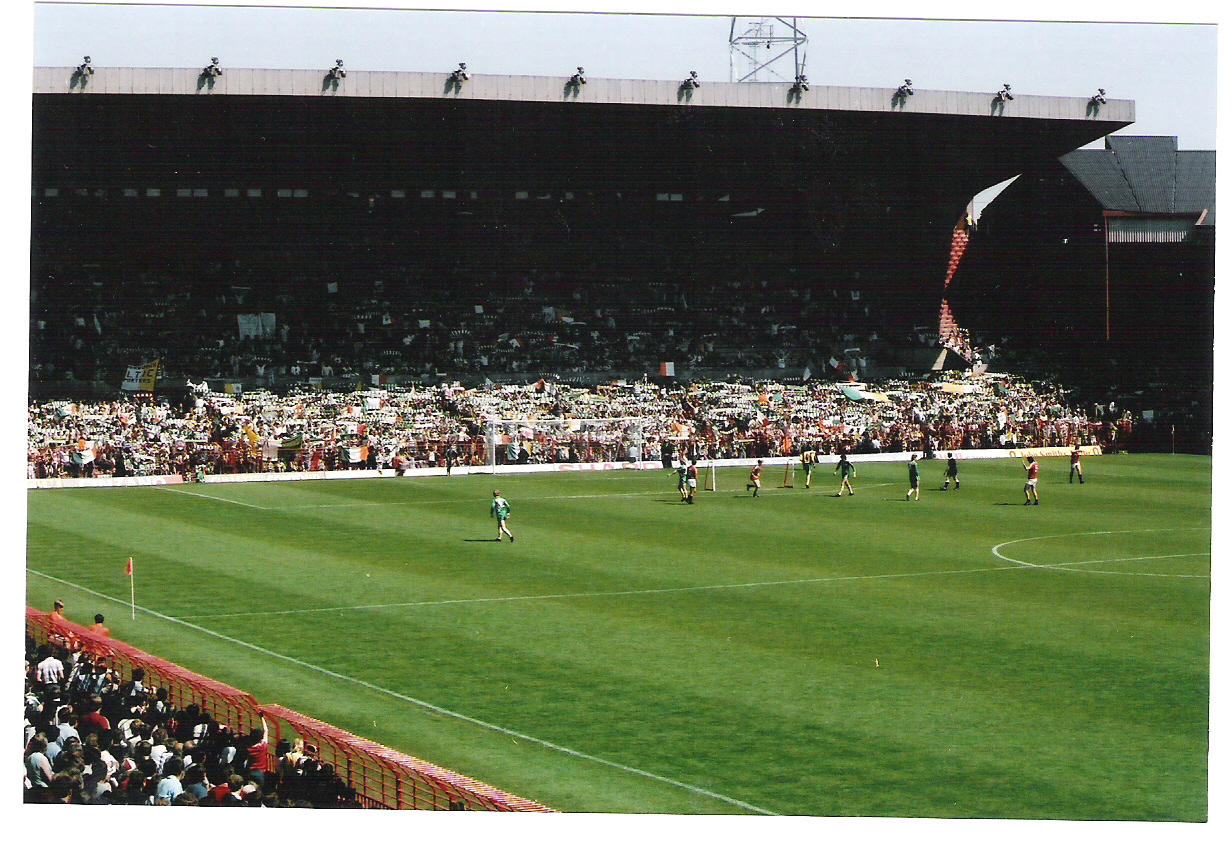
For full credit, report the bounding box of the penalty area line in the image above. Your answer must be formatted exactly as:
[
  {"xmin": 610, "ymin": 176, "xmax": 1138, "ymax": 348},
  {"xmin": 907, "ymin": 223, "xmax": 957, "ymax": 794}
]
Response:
[{"xmin": 24, "ymin": 568, "xmax": 777, "ymax": 816}]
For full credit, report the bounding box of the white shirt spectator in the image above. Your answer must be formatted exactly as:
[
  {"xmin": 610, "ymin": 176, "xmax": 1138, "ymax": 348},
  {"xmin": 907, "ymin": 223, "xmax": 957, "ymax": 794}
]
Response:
[{"xmin": 36, "ymin": 654, "xmax": 64, "ymax": 684}]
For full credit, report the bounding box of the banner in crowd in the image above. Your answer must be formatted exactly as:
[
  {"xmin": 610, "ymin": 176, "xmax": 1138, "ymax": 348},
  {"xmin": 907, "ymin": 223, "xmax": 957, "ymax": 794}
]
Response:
[
  {"xmin": 1007, "ymin": 445, "xmax": 1103, "ymax": 458},
  {"xmin": 840, "ymin": 385, "xmax": 890, "ymax": 403},
  {"xmin": 120, "ymin": 366, "xmax": 141, "ymax": 392},
  {"xmin": 237, "ymin": 313, "xmax": 277, "ymax": 340},
  {"xmin": 72, "ymin": 438, "xmax": 95, "ymax": 465},
  {"xmin": 121, "ymin": 359, "xmax": 160, "ymax": 392},
  {"xmin": 659, "ymin": 362, "xmax": 675, "ymax": 377}
]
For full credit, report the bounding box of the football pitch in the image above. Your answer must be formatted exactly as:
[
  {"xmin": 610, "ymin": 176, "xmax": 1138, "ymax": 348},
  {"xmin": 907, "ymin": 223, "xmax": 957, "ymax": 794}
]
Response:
[{"xmin": 25, "ymin": 453, "xmax": 1210, "ymax": 819}]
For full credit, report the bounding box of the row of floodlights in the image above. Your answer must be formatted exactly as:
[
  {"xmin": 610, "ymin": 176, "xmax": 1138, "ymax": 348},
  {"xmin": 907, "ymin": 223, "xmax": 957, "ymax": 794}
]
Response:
[{"xmin": 71, "ymin": 59, "xmax": 1111, "ymax": 103}]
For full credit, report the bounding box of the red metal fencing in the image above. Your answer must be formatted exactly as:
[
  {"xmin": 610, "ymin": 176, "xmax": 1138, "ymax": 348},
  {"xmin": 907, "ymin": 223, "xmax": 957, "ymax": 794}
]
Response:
[
  {"xmin": 26, "ymin": 607, "xmax": 555, "ymax": 812},
  {"xmin": 261, "ymin": 704, "xmax": 554, "ymax": 811},
  {"xmin": 28, "ymin": 606, "xmax": 263, "ymax": 734}
]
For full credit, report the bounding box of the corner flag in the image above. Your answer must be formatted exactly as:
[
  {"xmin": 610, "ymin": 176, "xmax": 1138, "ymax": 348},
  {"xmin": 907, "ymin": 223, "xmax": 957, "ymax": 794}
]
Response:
[{"xmin": 125, "ymin": 557, "xmax": 135, "ymax": 619}]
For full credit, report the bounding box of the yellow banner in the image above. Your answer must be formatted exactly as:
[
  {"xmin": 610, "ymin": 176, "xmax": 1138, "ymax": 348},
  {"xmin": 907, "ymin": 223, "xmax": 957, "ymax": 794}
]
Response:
[{"xmin": 137, "ymin": 359, "xmax": 159, "ymax": 392}]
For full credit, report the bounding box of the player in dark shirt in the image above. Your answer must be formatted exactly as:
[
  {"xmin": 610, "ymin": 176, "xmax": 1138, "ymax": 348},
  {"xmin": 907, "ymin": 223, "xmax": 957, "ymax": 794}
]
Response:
[
  {"xmin": 906, "ymin": 455, "xmax": 920, "ymax": 501},
  {"xmin": 834, "ymin": 454, "xmax": 855, "ymax": 496},
  {"xmin": 942, "ymin": 452, "xmax": 960, "ymax": 490}
]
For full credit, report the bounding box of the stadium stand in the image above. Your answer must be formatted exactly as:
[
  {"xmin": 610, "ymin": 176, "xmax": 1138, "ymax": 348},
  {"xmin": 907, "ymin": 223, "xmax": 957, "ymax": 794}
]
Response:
[
  {"xmin": 24, "ymin": 606, "xmax": 554, "ymax": 810},
  {"xmin": 30, "ymin": 264, "xmax": 891, "ymax": 385},
  {"xmin": 27, "ymin": 374, "xmax": 1126, "ymax": 479}
]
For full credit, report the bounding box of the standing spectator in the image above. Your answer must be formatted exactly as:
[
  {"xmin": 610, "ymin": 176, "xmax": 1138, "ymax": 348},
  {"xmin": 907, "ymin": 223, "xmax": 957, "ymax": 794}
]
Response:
[
  {"xmin": 36, "ymin": 647, "xmax": 65, "ymax": 687},
  {"xmin": 25, "ymin": 736, "xmax": 54, "ymax": 789},
  {"xmin": 55, "ymin": 706, "xmax": 81, "ymax": 745},
  {"xmin": 79, "ymin": 695, "xmax": 112, "ymax": 737},
  {"xmin": 43, "ymin": 725, "xmax": 63, "ymax": 765},
  {"xmin": 182, "ymin": 764, "xmax": 210, "ymax": 800},
  {"xmin": 155, "ymin": 756, "xmax": 185, "ymax": 802}
]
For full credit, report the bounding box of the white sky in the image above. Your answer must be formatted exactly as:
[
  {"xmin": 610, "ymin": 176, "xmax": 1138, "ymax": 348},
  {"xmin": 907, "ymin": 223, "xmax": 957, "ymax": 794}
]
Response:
[{"xmin": 30, "ymin": 1, "xmax": 1218, "ymax": 149}]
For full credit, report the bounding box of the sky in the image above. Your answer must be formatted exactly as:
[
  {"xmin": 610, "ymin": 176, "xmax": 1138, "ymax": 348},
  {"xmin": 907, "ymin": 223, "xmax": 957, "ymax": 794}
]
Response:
[{"xmin": 29, "ymin": 1, "xmax": 1218, "ymax": 149}]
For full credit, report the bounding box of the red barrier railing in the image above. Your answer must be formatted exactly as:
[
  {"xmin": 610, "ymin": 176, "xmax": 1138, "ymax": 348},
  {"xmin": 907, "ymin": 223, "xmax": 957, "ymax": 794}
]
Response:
[
  {"xmin": 28, "ymin": 607, "xmax": 263, "ymax": 735},
  {"xmin": 26, "ymin": 607, "xmax": 555, "ymax": 811},
  {"xmin": 261, "ymin": 704, "xmax": 554, "ymax": 811}
]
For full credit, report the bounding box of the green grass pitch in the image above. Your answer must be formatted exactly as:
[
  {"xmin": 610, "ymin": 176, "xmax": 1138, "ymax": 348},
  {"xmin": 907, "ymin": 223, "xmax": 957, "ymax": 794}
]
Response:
[{"xmin": 26, "ymin": 453, "xmax": 1210, "ymax": 818}]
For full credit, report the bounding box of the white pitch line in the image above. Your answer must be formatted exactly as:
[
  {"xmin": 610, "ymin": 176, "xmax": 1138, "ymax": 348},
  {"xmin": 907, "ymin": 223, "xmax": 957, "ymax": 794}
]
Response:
[
  {"xmin": 159, "ymin": 486, "xmax": 270, "ymax": 510},
  {"xmin": 1045, "ymin": 553, "xmax": 1208, "ymax": 568},
  {"xmin": 273, "ymin": 490, "xmax": 669, "ymax": 509},
  {"xmin": 270, "ymin": 482, "xmax": 899, "ymax": 510},
  {"xmin": 25, "ymin": 568, "xmax": 776, "ymax": 816},
  {"xmin": 991, "ymin": 528, "xmax": 1211, "ymax": 578},
  {"xmin": 184, "ymin": 564, "xmax": 1022, "ymax": 620}
]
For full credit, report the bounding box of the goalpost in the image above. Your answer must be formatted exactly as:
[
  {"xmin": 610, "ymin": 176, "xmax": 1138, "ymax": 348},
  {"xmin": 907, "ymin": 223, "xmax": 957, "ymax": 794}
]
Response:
[
  {"xmin": 780, "ymin": 461, "xmax": 795, "ymax": 488},
  {"xmin": 482, "ymin": 415, "xmax": 656, "ymax": 473}
]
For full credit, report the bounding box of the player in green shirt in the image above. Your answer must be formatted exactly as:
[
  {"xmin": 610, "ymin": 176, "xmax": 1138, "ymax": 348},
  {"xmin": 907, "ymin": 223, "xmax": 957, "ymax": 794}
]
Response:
[
  {"xmin": 906, "ymin": 454, "xmax": 920, "ymax": 501},
  {"xmin": 490, "ymin": 490, "xmax": 515, "ymax": 542},
  {"xmin": 671, "ymin": 462, "xmax": 688, "ymax": 502},
  {"xmin": 834, "ymin": 453, "xmax": 856, "ymax": 496}
]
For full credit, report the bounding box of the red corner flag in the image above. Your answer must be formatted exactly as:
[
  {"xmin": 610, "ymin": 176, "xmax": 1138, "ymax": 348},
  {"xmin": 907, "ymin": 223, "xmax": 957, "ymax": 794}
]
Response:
[{"xmin": 125, "ymin": 557, "xmax": 135, "ymax": 619}]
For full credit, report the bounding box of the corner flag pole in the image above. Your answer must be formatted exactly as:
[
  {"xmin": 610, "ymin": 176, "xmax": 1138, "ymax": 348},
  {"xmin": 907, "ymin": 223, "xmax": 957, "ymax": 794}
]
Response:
[{"xmin": 125, "ymin": 557, "xmax": 135, "ymax": 619}]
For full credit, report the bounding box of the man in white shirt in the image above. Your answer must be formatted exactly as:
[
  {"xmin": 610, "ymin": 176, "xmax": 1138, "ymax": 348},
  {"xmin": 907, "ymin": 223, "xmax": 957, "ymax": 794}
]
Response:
[
  {"xmin": 55, "ymin": 706, "xmax": 80, "ymax": 745},
  {"xmin": 36, "ymin": 648, "xmax": 65, "ymax": 686}
]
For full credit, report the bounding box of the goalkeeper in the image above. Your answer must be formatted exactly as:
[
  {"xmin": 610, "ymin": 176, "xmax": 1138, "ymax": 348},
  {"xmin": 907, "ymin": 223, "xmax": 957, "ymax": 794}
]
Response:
[{"xmin": 490, "ymin": 490, "xmax": 515, "ymax": 542}]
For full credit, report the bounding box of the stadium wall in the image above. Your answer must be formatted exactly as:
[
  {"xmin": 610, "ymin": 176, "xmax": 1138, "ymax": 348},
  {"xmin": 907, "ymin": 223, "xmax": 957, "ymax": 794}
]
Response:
[{"xmin": 26, "ymin": 446, "xmax": 1102, "ymax": 488}]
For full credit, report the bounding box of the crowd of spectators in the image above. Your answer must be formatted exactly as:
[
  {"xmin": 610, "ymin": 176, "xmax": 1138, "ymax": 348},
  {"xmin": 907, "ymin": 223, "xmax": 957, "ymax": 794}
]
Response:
[
  {"xmin": 28, "ymin": 371, "xmax": 1131, "ymax": 479},
  {"xmin": 30, "ymin": 263, "xmax": 900, "ymax": 386},
  {"xmin": 23, "ymin": 616, "xmax": 360, "ymax": 807}
]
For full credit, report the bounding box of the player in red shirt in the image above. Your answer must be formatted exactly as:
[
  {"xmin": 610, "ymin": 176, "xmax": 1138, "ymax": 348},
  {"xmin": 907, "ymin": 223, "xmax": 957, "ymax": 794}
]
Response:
[
  {"xmin": 1069, "ymin": 447, "xmax": 1085, "ymax": 484},
  {"xmin": 745, "ymin": 460, "xmax": 763, "ymax": 497},
  {"xmin": 1023, "ymin": 456, "xmax": 1040, "ymax": 505}
]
